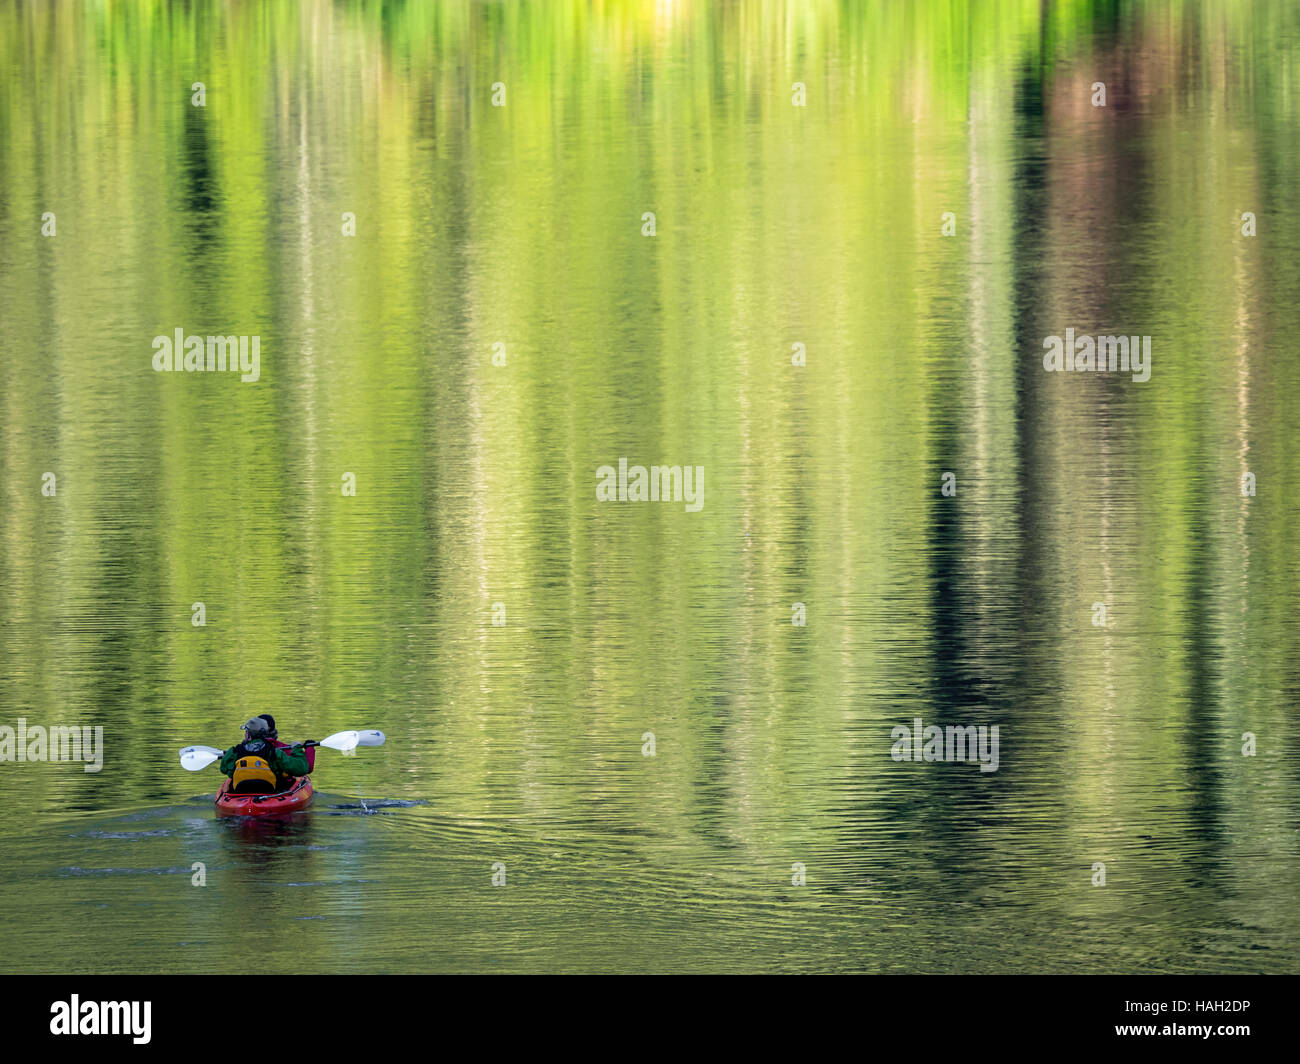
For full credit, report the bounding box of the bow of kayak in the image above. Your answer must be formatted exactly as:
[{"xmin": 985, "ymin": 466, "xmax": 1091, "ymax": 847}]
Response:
[{"xmin": 215, "ymin": 776, "xmax": 313, "ymax": 817}]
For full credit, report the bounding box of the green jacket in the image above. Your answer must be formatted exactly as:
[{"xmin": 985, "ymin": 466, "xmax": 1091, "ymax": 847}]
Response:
[{"xmin": 219, "ymin": 741, "xmax": 310, "ymax": 780}]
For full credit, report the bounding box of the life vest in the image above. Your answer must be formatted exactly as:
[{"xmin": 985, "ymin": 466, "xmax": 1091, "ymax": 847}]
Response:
[{"xmin": 230, "ymin": 741, "xmax": 281, "ymax": 793}]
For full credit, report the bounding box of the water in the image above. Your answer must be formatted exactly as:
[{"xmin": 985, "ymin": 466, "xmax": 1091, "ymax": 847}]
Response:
[{"xmin": 1, "ymin": 0, "xmax": 1298, "ymax": 973}]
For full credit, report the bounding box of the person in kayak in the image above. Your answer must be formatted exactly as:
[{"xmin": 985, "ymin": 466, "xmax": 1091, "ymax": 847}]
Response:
[{"xmin": 219, "ymin": 716, "xmax": 311, "ymax": 794}]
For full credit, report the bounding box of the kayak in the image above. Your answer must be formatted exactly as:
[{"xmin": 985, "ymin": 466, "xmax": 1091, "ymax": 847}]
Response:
[{"xmin": 215, "ymin": 775, "xmax": 313, "ymax": 817}]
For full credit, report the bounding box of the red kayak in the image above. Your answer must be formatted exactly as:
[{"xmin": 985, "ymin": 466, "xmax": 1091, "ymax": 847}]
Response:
[{"xmin": 215, "ymin": 775, "xmax": 313, "ymax": 817}]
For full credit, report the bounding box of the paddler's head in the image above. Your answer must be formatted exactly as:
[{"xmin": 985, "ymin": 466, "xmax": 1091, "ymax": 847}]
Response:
[
  {"xmin": 242, "ymin": 716, "xmax": 271, "ymax": 743},
  {"xmin": 257, "ymin": 714, "xmax": 277, "ymax": 738}
]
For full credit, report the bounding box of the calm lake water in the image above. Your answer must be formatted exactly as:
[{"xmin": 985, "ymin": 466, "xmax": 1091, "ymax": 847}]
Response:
[{"xmin": 1, "ymin": 1, "xmax": 1299, "ymax": 973}]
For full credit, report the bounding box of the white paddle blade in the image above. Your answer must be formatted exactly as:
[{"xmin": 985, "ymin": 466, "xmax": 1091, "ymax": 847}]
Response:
[
  {"xmin": 180, "ymin": 746, "xmax": 222, "ymax": 771},
  {"xmin": 357, "ymin": 730, "xmax": 386, "ymax": 747},
  {"xmin": 319, "ymin": 730, "xmax": 360, "ymax": 752}
]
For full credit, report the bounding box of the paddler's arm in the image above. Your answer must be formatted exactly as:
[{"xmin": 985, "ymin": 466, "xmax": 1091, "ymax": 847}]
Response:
[
  {"xmin": 275, "ymin": 742, "xmax": 311, "ymax": 777},
  {"xmin": 217, "ymin": 746, "xmax": 239, "ymax": 776}
]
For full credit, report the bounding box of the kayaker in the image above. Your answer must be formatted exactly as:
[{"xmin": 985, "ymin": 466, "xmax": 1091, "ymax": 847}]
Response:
[{"xmin": 218, "ymin": 717, "xmax": 311, "ymax": 794}]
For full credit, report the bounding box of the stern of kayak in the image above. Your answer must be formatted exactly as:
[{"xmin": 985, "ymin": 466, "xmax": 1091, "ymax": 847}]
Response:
[{"xmin": 215, "ymin": 775, "xmax": 314, "ymax": 817}]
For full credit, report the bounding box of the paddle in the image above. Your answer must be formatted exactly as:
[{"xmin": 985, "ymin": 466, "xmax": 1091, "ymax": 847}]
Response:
[
  {"xmin": 179, "ymin": 729, "xmax": 386, "ymax": 771},
  {"xmin": 179, "ymin": 745, "xmax": 223, "ymax": 771}
]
